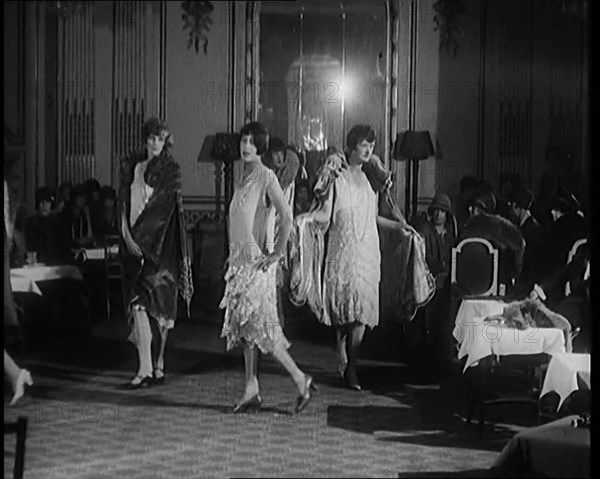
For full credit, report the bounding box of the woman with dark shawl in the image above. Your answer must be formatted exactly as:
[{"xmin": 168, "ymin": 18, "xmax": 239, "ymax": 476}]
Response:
[{"xmin": 119, "ymin": 118, "xmax": 193, "ymax": 388}]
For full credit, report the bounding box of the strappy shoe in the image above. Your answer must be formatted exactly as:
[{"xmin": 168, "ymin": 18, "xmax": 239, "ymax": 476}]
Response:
[
  {"xmin": 153, "ymin": 368, "xmax": 165, "ymax": 386},
  {"xmin": 125, "ymin": 375, "xmax": 154, "ymax": 389},
  {"xmin": 343, "ymin": 367, "xmax": 362, "ymax": 391},
  {"xmin": 232, "ymin": 394, "xmax": 262, "ymax": 413},
  {"xmin": 295, "ymin": 375, "xmax": 318, "ymax": 415}
]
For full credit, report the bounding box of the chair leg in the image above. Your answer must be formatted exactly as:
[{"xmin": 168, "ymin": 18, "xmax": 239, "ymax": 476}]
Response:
[{"xmin": 14, "ymin": 416, "xmax": 27, "ymax": 479}]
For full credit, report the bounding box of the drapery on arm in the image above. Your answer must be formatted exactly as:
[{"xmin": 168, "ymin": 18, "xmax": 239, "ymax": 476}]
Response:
[
  {"xmin": 130, "ymin": 159, "xmax": 180, "ymax": 265},
  {"xmin": 266, "ymin": 171, "xmax": 293, "ymax": 257},
  {"xmin": 288, "ymin": 152, "xmax": 342, "ymax": 323}
]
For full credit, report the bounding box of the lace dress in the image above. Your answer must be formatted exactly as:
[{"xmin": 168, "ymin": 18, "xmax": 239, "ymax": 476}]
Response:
[
  {"xmin": 219, "ymin": 165, "xmax": 291, "ymax": 353},
  {"xmin": 322, "ymin": 168, "xmax": 381, "ymax": 328}
]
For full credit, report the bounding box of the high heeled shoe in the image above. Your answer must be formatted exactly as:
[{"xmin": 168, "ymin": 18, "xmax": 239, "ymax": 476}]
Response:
[
  {"xmin": 343, "ymin": 367, "xmax": 362, "ymax": 391},
  {"xmin": 233, "ymin": 394, "xmax": 262, "ymax": 413},
  {"xmin": 295, "ymin": 374, "xmax": 318, "ymax": 415},
  {"xmin": 9, "ymin": 369, "xmax": 33, "ymax": 406},
  {"xmin": 125, "ymin": 375, "xmax": 154, "ymax": 390},
  {"xmin": 152, "ymin": 368, "xmax": 165, "ymax": 386}
]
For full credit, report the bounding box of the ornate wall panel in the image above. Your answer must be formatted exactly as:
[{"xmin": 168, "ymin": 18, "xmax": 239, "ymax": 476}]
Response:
[
  {"xmin": 57, "ymin": 1, "xmax": 96, "ymax": 183},
  {"xmin": 111, "ymin": 1, "xmax": 148, "ymax": 182},
  {"xmin": 481, "ymin": 0, "xmax": 534, "ymax": 188}
]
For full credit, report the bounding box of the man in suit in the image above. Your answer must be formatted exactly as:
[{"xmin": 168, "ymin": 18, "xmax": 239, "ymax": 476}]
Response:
[{"xmin": 509, "ymin": 186, "xmax": 543, "ymax": 298}]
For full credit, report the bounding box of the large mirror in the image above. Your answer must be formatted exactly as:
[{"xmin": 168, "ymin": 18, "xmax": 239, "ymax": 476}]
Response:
[{"xmin": 253, "ymin": 1, "xmax": 392, "ymax": 181}]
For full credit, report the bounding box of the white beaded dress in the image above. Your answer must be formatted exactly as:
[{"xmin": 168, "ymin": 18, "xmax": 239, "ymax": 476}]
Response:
[
  {"xmin": 322, "ymin": 168, "xmax": 381, "ymax": 328},
  {"xmin": 219, "ymin": 163, "xmax": 291, "ymax": 353}
]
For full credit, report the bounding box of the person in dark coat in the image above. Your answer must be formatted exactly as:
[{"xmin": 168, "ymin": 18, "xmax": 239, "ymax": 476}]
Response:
[
  {"xmin": 119, "ymin": 118, "xmax": 193, "ymax": 388},
  {"xmin": 508, "ymin": 186, "xmax": 543, "ymax": 298},
  {"xmin": 536, "ymin": 188, "xmax": 588, "ymax": 283},
  {"xmin": 25, "ymin": 187, "xmax": 60, "ymax": 265},
  {"xmin": 415, "ymin": 193, "xmax": 457, "ymax": 371},
  {"xmin": 460, "ymin": 190, "xmax": 526, "ymax": 295},
  {"xmin": 530, "ymin": 241, "xmax": 590, "ymax": 352}
]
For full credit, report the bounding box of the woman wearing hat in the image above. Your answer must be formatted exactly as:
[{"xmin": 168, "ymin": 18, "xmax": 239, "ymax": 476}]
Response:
[{"xmin": 414, "ymin": 193, "xmax": 456, "ymax": 370}]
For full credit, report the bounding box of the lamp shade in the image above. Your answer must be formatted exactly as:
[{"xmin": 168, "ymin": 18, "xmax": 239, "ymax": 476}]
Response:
[{"xmin": 394, "ymin": 130, "xmax": 435, "ymax": 160}]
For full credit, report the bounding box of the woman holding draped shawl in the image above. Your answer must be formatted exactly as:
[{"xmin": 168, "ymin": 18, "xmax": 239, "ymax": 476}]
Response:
[
  {"xmin": 219, "ymin": 122, "xmax": 317, "ymax": 414},
  {"xmin": 290, "ymin": 125, "xmax": 427, "ymax": 390},
  {"xmin": 119, "ymin": 118, "xmax": 193, "ymax": 388},
  {"xmin": 290, "ymin": 125, "xmax": 435, "ymax": 390}
]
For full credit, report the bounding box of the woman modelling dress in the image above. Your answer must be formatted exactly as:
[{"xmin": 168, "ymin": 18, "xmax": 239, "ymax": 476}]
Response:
[
  {"xmin": 291, "ymin": 125, "xmax": 414, "ymax": 390},
  {"xmin": 220, "ymin": 122, "xmax": 316, "ymax": 414},
  {"xmin": 119, "ymin": 118, "xmax": 193, "ymax": 388}
]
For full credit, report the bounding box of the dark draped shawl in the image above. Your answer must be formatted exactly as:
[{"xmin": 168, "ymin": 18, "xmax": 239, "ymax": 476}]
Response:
[{"xmin": 118, "ymin": 149, "xmax": 193, "ymax": 327}]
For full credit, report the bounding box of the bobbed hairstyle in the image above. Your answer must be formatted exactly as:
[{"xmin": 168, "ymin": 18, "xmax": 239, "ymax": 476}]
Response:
[
  {"xmin": 239, "ymin": 121, "xmax": 269, "ymax": 156},
  {"xmin": 346, "ymin": 124, "xmax": 376, "ymax": 151}
]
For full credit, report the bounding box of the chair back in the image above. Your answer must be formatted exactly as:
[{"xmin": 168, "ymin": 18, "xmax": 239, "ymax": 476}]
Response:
[
  {"xmin": 451, "ymin": 238, "xmax": 499, "ymax": 298},
  {"xmin": 565, "ymin": 238, "xmax": 588, "ymax": 296}
]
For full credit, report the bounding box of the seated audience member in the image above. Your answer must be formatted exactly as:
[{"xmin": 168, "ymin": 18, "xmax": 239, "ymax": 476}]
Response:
[
  {"xmin": 508, "ymin": 186, "xmax": 543, "ymax": 297},
  {"xmin": 264, "ymin": 137, "xmax": 300, "ymax": 201},
  {"xmin": 294, "ymin": 179, "xmax": 312, "ymax": 217},
  {"xmin": 414, "ymin": 193, "xmax": 456, "ymax": 370},
  {"xmin": 92, "ymin": 186, "xmax": 118, "ymax": 242},
  {"xmin": 459, "ymin": 190, "xmax": 526, "ymax": 294},
  {"xmin": 52, "ymin": 181, "xmax": 72, "ymax": 215},
  {"xmin": 58, "ymin": 184, "xmax": 95, "ymax": 258},
  {"xmin": 416, "ymin": 193, "xmax": 457, "ymax": 291},
  {"xmin": 537, "ymin": 188, "xmax": 588, "ymax": 281},
  {"xmin": 530, "ymin": 241, "xmax": 590, "ymax": 352},
  {"xmin": 496, "ymin": 173, "xmax": 522, "ymax": 221},
  {"xmin": 84, "ymin": 178, "xmax": 102, "ymax": 225},
  {"xmin": 24, "ymin": 187, "xmax": 60, "ymax": 265}
]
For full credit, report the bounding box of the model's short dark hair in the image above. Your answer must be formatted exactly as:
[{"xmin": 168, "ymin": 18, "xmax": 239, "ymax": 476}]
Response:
[
  {"xmin": 346, "ymin": 124, "xmax": 376, "ymax": 151},
  {"xmin": 240, "ymin": 121, "xmax": 269, "ymax": 155},
  {"xmin": 142, "ymin": 118, "xmax": 173, "ymax": 148}
]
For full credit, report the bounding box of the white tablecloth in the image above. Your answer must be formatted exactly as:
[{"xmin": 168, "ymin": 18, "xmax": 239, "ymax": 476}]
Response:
[
  {"xmin": 10, "ymin": 265, "xmax": 84, "ymax": 295},
  {"xmin": 541, "ymin": 353, "xmax": 591, "ymax": 411},
  {"xmin": 453, "ymin": 299, "xmax": 566, "ymax": 371},
  {"xmin": 453, "ymin": 298, "xmax": 506, "ymax": 344}
]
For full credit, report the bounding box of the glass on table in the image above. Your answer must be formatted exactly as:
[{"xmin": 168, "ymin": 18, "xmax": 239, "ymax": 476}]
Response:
[{"xmin": 26, "ymin": 251, "xmax": 38, "ymax": 266}]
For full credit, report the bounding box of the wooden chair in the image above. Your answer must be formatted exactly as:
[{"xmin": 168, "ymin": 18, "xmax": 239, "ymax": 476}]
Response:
[
  {"xmin": 451, "ymin": 238, "xmax": 499, "ymax": 299},
  {"xmin": 476, "ymin": 354, "xmax": 554, "ymax": 439},
  {"xmin": 4, "ymin": 416, "xmax": 28, "ymax": 479}
]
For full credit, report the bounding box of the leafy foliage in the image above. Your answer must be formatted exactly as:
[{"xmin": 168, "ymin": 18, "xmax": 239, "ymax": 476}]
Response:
[
  {"xmin": 433, "ymin": 0, "xmax": 466, "ymax": 57},
  {"xmin": 181, "ymin": 1, "xmax": 214, "ymax": 55}
]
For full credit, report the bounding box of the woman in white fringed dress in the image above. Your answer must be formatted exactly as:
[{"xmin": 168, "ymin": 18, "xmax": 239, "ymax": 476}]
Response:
[
  {"xmin": 220, "ymin": 122, "xmax": 317, "ymax": 414},
  {"xmin": 292, "ymin": 125, "xmax": 411, "ymax": 390}
]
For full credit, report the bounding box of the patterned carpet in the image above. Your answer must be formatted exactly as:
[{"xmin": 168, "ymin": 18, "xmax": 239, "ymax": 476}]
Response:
[{"xmin": 4, "ymin": 316, "xmax": 538, "ymax": 478}]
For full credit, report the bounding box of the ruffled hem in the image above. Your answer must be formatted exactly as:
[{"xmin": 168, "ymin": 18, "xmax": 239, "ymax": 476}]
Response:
[{"xmin": 219, "ymin": 262, "xmax": 290, "ymax": 354}]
